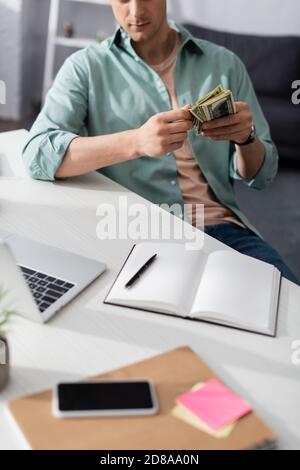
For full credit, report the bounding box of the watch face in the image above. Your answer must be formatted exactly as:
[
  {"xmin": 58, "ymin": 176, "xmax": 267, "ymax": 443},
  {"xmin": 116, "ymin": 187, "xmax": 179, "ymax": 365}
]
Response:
[{"xmin": 250, "ymin": 125, "xmax": 256, "ymax": 142}]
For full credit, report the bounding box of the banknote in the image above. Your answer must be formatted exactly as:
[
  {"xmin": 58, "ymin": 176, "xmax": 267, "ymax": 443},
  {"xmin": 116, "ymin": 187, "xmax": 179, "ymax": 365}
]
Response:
[{"xmin": 190, "ymin": 85, "xmax": 236, "ymax": 135}]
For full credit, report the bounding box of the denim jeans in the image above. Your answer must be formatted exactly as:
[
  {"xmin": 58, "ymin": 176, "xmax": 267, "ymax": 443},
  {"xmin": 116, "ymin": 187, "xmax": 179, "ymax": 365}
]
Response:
[{"xmin": 202, "ymin": 223, "xmax": 299, "ymax": 286}]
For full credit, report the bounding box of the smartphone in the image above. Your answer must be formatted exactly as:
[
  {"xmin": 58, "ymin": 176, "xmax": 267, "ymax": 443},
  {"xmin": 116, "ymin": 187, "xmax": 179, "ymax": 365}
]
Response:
[{"xmin": 52, "ymin": 379, "xmax": 159, "ymax": 418}]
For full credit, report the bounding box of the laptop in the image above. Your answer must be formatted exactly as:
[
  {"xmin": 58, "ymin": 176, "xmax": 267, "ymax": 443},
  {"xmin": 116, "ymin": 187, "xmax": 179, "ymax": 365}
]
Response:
[{"xmin": 0, "ymin": 231, "xmax": 106, "ymax": 323}]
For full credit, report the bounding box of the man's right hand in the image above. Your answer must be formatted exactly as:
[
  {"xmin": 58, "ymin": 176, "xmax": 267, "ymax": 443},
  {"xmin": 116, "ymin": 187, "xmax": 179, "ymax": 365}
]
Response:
[{"xmin": 135, "ymin": 105, "xmax": 193, "ymax": 157}]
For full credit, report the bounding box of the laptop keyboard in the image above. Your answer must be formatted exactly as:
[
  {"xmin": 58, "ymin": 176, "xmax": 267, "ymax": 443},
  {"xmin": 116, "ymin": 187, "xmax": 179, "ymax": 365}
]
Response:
[{"xmin": 19, "ymin": 266, "xmax": 75, "ymax": 313}]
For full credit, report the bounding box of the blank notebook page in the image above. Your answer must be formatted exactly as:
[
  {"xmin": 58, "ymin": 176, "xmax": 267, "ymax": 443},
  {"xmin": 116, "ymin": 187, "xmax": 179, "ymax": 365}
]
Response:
[{"xmin": 191, "ymin": 250, "xmax": 274, "ymax": 330}]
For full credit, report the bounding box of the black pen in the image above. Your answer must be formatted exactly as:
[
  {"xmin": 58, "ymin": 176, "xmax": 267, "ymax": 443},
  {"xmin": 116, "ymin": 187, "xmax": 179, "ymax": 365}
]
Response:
[{"xmin": 125, "ymin": 254, "xmax": 158, "ymax": 288}]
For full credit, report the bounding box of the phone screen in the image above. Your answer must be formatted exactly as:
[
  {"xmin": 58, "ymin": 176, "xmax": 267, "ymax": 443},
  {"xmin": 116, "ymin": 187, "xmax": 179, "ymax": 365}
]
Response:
[{"xmin": 57, "ymin": 381, "xmax": 155, "ymax": 412}]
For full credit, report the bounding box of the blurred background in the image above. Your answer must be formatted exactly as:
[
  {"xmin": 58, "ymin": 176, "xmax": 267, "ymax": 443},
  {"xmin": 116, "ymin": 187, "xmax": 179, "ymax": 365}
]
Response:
[{"xmin": 0, "ymin": 0, "xmax": 299, "ymax": 278}]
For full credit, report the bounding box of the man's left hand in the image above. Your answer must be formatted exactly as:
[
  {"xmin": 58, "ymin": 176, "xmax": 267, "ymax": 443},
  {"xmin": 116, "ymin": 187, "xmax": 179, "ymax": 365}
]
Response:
[{"xmin": 201, "ymin": 101, "xmax": 253, "ymax": 144}]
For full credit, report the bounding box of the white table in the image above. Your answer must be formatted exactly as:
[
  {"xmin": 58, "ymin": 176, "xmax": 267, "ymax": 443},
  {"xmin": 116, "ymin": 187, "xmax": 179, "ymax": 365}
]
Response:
[{"xmin": 0, "ymin": 130, "xmax": 299, "ymax": 450}]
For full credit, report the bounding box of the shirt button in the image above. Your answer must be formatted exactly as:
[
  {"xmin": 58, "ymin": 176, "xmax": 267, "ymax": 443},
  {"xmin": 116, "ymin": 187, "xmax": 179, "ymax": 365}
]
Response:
[{"xmin": 171, "ymin": 180, "xmax": 176, "ymax": 186}]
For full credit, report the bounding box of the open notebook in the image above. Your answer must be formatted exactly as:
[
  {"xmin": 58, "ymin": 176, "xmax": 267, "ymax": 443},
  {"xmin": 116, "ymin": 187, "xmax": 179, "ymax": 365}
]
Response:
[{"xmin": 104, "ymin": 243, "xmax": 281, "ymax": 336}]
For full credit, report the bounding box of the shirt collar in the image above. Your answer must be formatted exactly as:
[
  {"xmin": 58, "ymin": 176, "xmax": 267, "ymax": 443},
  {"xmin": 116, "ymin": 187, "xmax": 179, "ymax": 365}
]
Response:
[{"xmin": 107, "ymin": 20, "xmax": 203, "ymax": 55}]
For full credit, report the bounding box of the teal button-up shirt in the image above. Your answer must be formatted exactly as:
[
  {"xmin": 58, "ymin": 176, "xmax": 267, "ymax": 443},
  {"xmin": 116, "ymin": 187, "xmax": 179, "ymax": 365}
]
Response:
[{"xmin": 22, "ymin": 22, "xmax": 278, "ymax": 236}]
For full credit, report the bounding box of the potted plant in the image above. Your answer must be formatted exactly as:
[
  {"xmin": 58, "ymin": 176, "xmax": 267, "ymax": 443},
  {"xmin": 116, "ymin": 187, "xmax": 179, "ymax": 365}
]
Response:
[{"xmin": 0, "ymin": 288, "xmax": 14, "ymax": 391}]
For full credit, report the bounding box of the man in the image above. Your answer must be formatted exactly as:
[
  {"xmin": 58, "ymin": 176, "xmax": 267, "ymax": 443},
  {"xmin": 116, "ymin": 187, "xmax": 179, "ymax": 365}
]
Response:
[{"xmin": 22, "ymin": 0, "xmax": 298, "ymax": 284}]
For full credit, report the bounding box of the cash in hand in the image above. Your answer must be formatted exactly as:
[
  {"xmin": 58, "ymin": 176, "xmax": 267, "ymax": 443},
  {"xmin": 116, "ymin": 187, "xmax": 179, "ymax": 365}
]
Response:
[{"xmin": 190, "ymin": 85, "xmax": 236, "ymax": 135}]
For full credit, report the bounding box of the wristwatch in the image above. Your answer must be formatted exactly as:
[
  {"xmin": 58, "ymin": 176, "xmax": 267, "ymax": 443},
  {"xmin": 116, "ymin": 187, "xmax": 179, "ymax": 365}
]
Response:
[{"xmin": 232, "ymin": 124, "xmax": 256, "ymax": 146}]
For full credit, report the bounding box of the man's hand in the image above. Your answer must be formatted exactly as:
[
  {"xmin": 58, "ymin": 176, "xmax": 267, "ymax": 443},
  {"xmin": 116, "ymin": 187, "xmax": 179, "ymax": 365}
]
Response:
[
  {"xmin": 135, "ymin": 105, "xmax": 193, "ymax": 157},
  {"xmin": 201, "ymin": 101, "xmax": 253, "ymax": 144}
]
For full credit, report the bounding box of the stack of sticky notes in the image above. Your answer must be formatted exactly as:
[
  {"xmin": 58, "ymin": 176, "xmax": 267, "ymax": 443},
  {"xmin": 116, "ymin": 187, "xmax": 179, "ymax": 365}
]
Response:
[{"xmin": 172, "ymin": 379, "xmax": 253, "ymax": 439}]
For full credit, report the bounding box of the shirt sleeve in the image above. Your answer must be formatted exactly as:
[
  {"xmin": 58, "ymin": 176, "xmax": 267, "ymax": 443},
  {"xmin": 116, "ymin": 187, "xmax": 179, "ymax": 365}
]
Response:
[
  {"xmin": 229, "ymin": 53, "xmax": 279, "ymax": 189},
  {"xmin": 22, "ymin": 51, "xmax": 88, "ymax": 181}
]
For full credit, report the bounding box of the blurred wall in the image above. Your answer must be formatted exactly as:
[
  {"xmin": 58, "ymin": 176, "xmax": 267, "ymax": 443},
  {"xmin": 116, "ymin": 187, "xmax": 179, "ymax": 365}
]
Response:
[
  {"xmin": 21, "ymin": 0, "xmax": 50, "ymax": 118},
  {"xmin": 0, "ymin": 0, "xmax": 23, "ymax": 120},
  {"xmin": 169, "ymin": 0, "xmax": 300, "ymax": 36}
]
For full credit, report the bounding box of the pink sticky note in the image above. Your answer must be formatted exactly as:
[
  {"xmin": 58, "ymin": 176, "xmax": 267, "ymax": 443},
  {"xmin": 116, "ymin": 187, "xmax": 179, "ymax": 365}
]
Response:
[{"xmin": 176, "ymin": 378, "xmax": 252, "ymax": 431}]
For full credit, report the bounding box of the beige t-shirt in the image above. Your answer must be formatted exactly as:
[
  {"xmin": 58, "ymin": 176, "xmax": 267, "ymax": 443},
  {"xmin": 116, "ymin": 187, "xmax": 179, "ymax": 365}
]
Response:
[{"xmin": 151, "ymin": 34, "xmax": 245, "ymax": 228}]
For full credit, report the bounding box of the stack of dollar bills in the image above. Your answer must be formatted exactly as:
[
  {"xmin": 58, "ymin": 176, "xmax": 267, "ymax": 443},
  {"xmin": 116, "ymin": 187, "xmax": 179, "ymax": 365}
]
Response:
[{"xmin": 189, "ymin": 85, "xmax": 236, "ymax": 135}]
